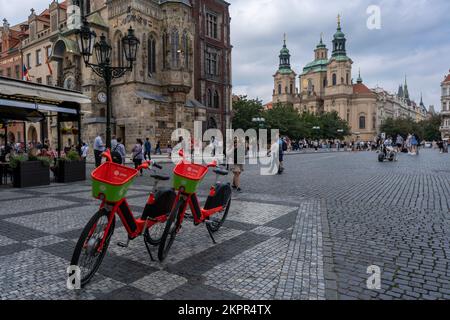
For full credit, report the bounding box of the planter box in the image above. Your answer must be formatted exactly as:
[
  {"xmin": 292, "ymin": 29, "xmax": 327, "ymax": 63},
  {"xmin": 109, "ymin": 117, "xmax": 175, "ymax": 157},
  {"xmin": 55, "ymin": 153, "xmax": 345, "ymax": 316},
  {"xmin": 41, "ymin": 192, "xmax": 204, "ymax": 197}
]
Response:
[
  {"xmin": 13, "ymin": 161, "xmax": 50, "ymax": 188},
  {"xmin": 55, "ymin": 160, "xmax": 86, "ymax": 183}
]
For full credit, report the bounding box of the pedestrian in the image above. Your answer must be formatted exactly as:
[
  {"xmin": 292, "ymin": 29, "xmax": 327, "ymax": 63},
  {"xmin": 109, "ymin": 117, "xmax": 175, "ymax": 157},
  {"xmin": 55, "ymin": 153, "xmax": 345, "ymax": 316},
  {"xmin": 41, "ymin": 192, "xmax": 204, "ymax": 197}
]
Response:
[
  {"xmin": 155, "ymin": 140, "xmax": 162, "ymax": 155},
  {"xmin": 411, "ymin": 134, "xmax": 418, "ymax": 155},
  {"xmin": 132, "ymin": 139, "xmax": 144, "ymax": 175},
  {"xmin": 81, "ymin": 142, "xmax": 89, "ymax": 160},
  {"xmin": 144, "ymin": 138, "xmax": 152, "ymax": 160},
  {"xmin": 111, "ymin": 135, "xmax": 118, "ymax": 150},
  {"xmin": 229, "ymin": 137, "xmax": 244, "ymax": 192},
  {"xmin": 93, "ymin": 133, "xmax": 105, "ymax": 167},
  {"xmin": 112, "ymin": 137, "xmax": 126, "ymax": 165},
  {"xmin": 278, "ymin": 136, "xmax": 286, "ymax": 174}
]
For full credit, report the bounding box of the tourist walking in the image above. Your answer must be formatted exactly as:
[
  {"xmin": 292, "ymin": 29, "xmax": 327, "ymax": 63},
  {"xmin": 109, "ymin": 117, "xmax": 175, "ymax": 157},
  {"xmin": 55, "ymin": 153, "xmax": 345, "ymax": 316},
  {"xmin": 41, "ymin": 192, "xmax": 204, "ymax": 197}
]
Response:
[
  {"xmin": 132, "ymin": 139, "xmax": 145, "ymax": 175},
  {"xmin": 155, "ymin": 141, "xmax": 162, "ymax": 155},
  {"xmin": 112, "ymin": 137, "xmax": 126, "ymax": 165},
  {"xmin": 395, "ymin": 134, "xmax": 404, "ymax": 153},
  {"xmin": 81, "ymin": 142, "xmax": 89, "ymax": 160},
  {"xmin": 229, "ymin": 137, "xmax": 244, "ymax": 192},
  {"xmin": 93, "ymin": 133, "xmax": 105, "ymax": 167},
  {"xmin": 144, "ymin": 138, "xmax": 152, "ymax": 160}
]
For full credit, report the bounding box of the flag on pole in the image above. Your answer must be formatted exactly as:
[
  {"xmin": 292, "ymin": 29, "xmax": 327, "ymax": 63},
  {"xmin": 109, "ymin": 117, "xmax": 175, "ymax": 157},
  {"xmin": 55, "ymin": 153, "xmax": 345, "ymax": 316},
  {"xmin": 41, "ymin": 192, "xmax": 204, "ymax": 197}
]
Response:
[{"xmin": 22, "ymin": 65, "xmax": 31, "ymax": 81}]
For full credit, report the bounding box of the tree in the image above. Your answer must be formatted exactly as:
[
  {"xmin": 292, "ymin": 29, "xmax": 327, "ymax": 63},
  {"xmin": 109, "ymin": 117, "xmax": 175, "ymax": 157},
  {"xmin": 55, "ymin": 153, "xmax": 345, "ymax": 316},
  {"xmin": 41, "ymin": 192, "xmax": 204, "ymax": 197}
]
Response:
[
  {"xmin": 263, "ymin": 103, "xmax": 306, "ymax": 138},
  {"xmin": 380, "ymin": 116, "xmax": 440, "ymax": 142},
  {"xmin": 231, "ymin": 96, "xmax": 264, "ymax": 131}
]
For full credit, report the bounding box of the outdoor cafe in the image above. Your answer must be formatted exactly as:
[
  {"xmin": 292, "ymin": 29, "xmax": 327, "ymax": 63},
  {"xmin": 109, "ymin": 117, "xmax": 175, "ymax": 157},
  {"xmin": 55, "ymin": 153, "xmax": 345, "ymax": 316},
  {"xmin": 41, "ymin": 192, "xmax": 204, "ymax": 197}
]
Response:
[{"xmin": 0, "ymin": 76, "xmax": 90, "ymax": 188}]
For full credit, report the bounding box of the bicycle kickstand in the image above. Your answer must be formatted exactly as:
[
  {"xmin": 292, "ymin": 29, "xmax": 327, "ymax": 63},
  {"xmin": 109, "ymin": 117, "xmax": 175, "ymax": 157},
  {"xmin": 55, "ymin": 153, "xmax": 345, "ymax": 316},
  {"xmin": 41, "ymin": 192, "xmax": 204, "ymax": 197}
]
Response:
[
  {"xmin": 143, "ymin": 237, "xmax": 155, "ymax": 262},
  {"xmin": 205, "ymin": 222, "xmax": 217, "ymax": 244}
]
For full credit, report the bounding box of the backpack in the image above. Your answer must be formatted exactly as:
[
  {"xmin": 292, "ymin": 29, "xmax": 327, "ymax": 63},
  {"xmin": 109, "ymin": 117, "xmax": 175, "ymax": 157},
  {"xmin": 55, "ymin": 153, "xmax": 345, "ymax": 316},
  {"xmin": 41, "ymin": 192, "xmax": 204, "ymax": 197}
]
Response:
[
  {"xmin": 111, "ymin": 145, "xmax": 123, "ymax": 164},
  {"xmin": 282, "ymin": 141, "xmax": 288, "ymax": 152}
]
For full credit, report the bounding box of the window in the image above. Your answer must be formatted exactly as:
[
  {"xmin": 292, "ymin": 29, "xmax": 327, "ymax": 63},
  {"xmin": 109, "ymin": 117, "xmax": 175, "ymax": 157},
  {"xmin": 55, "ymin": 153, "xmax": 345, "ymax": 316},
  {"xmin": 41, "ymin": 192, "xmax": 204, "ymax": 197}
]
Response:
[
  {"xmin": 116, "ymin": 36, "xmax": 123, "ymax": 67},
  {"xmin": 46, "ymin": 46, "xmax": 52, "ymax": 60},
  {"xmin": 372, "ymin": 114, "xmax": 376, "ymax": 130},
  {"xmin": 36, "ymin": 49, "xmax": 42, "ymax": 66},
  {"xmin": 278, "ymin": 84, "xmax": 282, "ymax": 95},
  {"xmin": 26, "ymin": 53, "xmax": 32, "ymax": 69},
  {"xmin": 148, "ymin": 36, "xmax": 156, "ymax": 75},
  {"xmin": 323, "ymin": 78, "xmax": 327, "ymax": 88},
  {"xmin": 346, "ymin": 73, "xmax": 349, "ymax": 85},
  {"xmin": 307, "ymin": 79, "xmax": 313, "ymax": 95},
  {"xmin": 214, "ymin": 91, "xmax": 220, "ymax": 108},
  {"xmin": 205, "ymin": 50, "xmax": 218, "ymax": 76},
  {"xmin": 171, "ymin": 29, "xmax": 179, "ymax": 68},
  {"xmin": 15, "ymin": 65, "xmax": 20, "ymax": 79},
  {"xmin": 36, "ymin": 77, "xmax": 42, "ymax": 84},
  {"xmin": 51, "ymin": 13, "xmax": 58, "ymax": 32},
  {"xmin": 290, "ymin": 83, "xmax": 293, "ymax": 94},
  {"xmin": 46, "ymin": 75, "xmax": 53, "ymax": 86},
  {"xmin": 182, "ymin": 32, "xmax": 189, "ymax": 68},
  {"xmin": 359, "ymin": 115, "xmax": 366, "ymax": 129},
  {"xmin": 100, "ymin": 108, "xmax": 106, "ymax": 117},
  {"xmin": 6, "ymin": 68, "xmax": 11, "ymax": 78},
  {"xmin": 162, "ymin": 32, "xmax": 168, "ymax": 69},
  {"xmin": 207, "ymin": 89, "xmax": 213, "ymax": 108},
  {"xmin": 206, "ymin": 12, "xmax": 218, "ymax": 39},
  {"xmin": 332, "ymin": 73, "xmax": 337, "ymax": 86},
  {"xmin": 347, "ymin": 110, "xmax": 350, "ymax": 122}
]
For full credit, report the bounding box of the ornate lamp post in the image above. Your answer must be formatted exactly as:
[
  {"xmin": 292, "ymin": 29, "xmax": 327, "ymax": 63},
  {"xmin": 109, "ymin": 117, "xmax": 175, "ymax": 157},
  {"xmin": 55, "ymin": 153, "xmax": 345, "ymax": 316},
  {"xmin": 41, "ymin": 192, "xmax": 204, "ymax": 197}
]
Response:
[{"xmin": 76, "ymin": 20, "xmax": 140, "ymax": 148}]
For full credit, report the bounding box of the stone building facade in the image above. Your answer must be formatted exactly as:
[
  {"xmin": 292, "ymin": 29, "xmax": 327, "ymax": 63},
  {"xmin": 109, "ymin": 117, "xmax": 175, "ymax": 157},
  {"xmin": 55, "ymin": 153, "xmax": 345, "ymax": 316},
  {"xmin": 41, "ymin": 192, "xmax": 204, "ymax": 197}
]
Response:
[
  {"xmin": 271, "ymin": 17, "xmax": 428, "ymax": 142},
  {"xmin": 1, "ymin": 0, "xmax": 232, "ymax": 151},
  {"xmin": 440, "ymin": 71, "xmax": 450, "ymax": 139}
]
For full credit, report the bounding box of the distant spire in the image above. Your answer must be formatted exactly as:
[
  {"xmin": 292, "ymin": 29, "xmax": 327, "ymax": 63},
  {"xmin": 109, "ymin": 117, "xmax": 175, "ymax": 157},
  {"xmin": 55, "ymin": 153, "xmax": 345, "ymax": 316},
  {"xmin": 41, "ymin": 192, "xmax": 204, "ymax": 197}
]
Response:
[
  {"xmin": 357, "ymin": 68, "xmax": 363, "ymax": 84},
  {"xmin": 320, "ymin": 32, "xmax": 323, "ymax": 44},
  {"xmin": 283, "ymin": 33, "xmax": 287, "ymax": 47},
  {"xmin": 337, "ymin": 14, "xmax": 341, "ymax": 29}
]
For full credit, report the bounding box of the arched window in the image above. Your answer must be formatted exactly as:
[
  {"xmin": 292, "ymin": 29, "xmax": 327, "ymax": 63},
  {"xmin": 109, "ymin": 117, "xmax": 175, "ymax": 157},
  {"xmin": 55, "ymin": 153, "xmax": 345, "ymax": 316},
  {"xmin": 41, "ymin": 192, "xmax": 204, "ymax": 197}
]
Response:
[
  {"xmin": 372, "ymin": 114, "xmax": 377, "ymax": 130},
  {"xmin": 207, "ymin": 89, "xmax": 213, "ymax": 108},
  {"xmin": 346, "ymin": 73, "xmax": 349, "ymax": 85},
  {"xmin": 115, "ymin": 34, "xmax": 123, "ymax": 67},
  {"xmin": 162, "ymin": 32, "xmax": 168, "ymax": 69},
  {"xmin": 290, "ymin": 83, "xmax": 293, "ymax": 94},
  {"xmin": 170, "ymin": 29, "xmax": 179, "ymax": 68},
  {"xmin": 359, "ymin": 115, "xmax": 366, "ymax": 129},
  {"xmin": 182, "ymin": 32, "xmax": 189, "ymax": 68},
  {"xmin": 323, "ymin": 78, "xmax": 327, "ymax": 88},
  {"xmin": 332, "ymin": 73, "xmax": 337, "ymax": 86},
  {"xmin": 346, "ymin": 109, "xmax": 350, "ymax": 122},
  {"xmin": 213, "ymin": 90, "xmax": 220, "ymax": 108},
  {"xmin": 148, "ymin": 35, "xmax": 156, "ymax": 75},
  {"xmin": 278, "ymin": 84, "xmax": 282, "ymax": 95},
  {"xmin": 341, "ymin": 77, "xmax": 344, "ymax": 84},
  {"xmin": 307, "ymin": 79, "xmax": 313, "ymax": 94}
]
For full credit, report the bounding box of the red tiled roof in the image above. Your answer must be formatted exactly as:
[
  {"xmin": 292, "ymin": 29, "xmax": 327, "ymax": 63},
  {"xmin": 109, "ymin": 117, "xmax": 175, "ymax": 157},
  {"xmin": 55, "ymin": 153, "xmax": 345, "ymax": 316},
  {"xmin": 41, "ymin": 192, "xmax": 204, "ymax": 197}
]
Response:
[
  {"xmin": 353, "ymin": 83, "xmax": 373, "ymax": 94},
  {"xmin": 444, "ymin": 73, "xmax": 450, "ymax": 83}
]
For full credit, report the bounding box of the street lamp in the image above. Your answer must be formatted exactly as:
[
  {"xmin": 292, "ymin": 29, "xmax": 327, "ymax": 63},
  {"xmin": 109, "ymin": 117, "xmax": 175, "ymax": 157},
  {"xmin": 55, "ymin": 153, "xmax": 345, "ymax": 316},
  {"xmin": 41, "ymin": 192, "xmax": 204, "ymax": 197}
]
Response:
[
  {"xmin": 252, "ymin": 117, "xmax": 266, "ymax": 128},
  {"xmin": 76, "ymin": 20, "xmax": 140, "ymax": 148}
]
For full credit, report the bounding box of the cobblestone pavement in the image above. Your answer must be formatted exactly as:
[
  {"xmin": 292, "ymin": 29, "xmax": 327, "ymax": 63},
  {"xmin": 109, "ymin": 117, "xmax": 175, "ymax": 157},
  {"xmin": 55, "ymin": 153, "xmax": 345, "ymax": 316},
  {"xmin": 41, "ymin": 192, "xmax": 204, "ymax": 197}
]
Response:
[{"xmin": 0, "ymin": 149, "xmax": 449, "ymax": 300}]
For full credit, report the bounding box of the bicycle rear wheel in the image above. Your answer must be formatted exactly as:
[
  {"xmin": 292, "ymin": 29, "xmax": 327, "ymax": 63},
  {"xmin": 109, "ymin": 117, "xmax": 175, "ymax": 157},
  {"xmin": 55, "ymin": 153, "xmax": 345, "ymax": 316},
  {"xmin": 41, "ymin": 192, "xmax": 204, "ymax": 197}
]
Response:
[
  {"xmin": 208, "ymin": 198, "xmax": 231, "ymax": 233},
  {"xmin": 158, "ymin": 199, "xmax": 184, "ymax": 262},
  {"xmin": 70, "ymin": 209, "xmax": 115, "ymax": 287}
]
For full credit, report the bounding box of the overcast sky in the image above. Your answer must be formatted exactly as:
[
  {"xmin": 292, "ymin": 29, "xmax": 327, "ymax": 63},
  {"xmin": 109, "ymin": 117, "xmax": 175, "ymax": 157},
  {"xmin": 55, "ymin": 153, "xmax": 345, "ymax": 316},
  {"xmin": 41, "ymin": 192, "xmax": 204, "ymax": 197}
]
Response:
[
  {"xmin": 229, "ymin": 0, "xmax": 450, "ymax": 110},
  {"xmin": 1, "ymin": 0, "xmax": 449, "ymax": 110}
]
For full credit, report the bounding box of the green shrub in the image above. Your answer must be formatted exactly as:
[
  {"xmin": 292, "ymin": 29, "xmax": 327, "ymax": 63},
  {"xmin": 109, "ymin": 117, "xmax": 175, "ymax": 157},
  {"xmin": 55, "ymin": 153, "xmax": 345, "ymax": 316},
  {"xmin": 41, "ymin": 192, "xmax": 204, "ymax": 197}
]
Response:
[
  {"xmin": 65, "ymin": 150, "xmax": 81, "ymax": 161},
  {"xmin": 37, "ymin": 156, "xmax": 52, "ymax": 167},
  {"xmin": 9, "ymin": 155, "xmax": 28, "ymax": 169}
]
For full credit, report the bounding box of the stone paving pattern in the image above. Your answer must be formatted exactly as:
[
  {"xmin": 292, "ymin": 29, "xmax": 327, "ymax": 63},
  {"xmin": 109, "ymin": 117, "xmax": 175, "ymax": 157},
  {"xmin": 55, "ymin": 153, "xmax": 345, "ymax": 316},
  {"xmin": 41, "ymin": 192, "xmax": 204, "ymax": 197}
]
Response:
[{"xmin": 0, "ymin": 149, "xmax": 449, "ymax": 300}]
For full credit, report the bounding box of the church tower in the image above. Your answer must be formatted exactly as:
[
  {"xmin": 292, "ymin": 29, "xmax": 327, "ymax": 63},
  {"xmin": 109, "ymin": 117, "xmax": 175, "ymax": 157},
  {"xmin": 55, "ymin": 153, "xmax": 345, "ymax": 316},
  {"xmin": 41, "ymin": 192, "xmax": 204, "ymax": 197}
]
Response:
[
  {"xmin": 272, "ymin": 35, "xmax": 297, "ymax": 105},
  {"xmin": 325, "ymin": 15, "xmax": 353, "ymax": 97}
]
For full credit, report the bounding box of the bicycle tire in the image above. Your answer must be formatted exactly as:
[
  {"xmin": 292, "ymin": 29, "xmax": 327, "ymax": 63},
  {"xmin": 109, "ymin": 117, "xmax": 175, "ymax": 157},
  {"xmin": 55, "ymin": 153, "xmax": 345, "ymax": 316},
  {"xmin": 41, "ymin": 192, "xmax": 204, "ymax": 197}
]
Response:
[
  {"xmin": 144, "ymin": 221, "xmax": 166, "ymax": 246},
  {"xmin": 158, "ymin": 199, "xmax": 184, "ymax": 262},
  {"xmin": 70, "ymin": 209, "xmax": 115, "ymax": 287},
  {"xmin": 208, "ymin": 197, "xmax": 232, "ymax": 233}
]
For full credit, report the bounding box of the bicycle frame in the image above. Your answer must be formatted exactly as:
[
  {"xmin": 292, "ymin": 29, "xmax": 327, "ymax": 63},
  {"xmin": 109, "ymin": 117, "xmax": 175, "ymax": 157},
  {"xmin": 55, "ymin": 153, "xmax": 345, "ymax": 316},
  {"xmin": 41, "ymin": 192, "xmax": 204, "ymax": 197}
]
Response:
[{"xmin": 175, "ymin": 191, "xmax": 225, "ymax": 227}]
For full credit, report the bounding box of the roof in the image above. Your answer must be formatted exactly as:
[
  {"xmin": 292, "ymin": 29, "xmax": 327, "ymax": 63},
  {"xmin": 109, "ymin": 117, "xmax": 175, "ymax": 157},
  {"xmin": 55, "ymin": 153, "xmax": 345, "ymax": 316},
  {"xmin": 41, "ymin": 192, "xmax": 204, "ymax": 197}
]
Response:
[
  {"xmin": 444, "ymin": 73, "xmax": 450, "ymax": 83},
  {"xmin": 159, "ymin": 0, "xmax": 192, "ymax": 7},
  {"xmin": 353, "ymin": 83, "xmax": 373, "ymax": 94},
  {"xmin": 302, "ymin": 59, "xmax": 328, "ymax": 75}
]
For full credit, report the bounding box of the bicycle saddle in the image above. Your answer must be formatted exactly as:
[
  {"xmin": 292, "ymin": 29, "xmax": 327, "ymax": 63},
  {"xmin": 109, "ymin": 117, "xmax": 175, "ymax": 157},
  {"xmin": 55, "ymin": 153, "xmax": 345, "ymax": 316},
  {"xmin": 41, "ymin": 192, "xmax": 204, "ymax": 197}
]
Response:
[
  {"xmin": 150, "ymin": 174, "xmax": 170, "ymax": 181},
  {"xmin": 213, "ymin": 168, "xmax": 229, "ymax": 176}
]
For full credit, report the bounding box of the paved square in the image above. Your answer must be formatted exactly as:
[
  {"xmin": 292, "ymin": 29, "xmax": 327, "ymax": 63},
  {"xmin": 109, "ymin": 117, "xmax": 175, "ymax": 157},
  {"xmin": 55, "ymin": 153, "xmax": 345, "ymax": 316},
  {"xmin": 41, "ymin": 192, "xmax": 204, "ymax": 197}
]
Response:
[{"xmin": 0, "ymin": 150, "xmax": 449, "ymax": 300}]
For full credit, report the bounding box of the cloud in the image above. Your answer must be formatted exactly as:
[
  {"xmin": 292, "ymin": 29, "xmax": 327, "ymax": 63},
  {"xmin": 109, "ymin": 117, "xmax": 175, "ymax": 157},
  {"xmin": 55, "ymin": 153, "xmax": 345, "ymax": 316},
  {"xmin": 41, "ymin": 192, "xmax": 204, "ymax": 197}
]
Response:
[{"xmin": 230, "ymin": 0, "xmax": 450, "ymax": 110}]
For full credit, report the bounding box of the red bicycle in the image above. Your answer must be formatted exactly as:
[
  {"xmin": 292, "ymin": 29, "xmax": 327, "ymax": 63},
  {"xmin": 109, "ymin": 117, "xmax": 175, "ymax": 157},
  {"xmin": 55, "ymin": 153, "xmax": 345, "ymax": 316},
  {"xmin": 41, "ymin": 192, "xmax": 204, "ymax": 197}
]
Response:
[
  {"xmin": 158, "ymin": 149, "xmax": 232, "ymax": 261},
  {"xmin": 70, "ymin": 150, "xmax": 175, "ymax": 287}
]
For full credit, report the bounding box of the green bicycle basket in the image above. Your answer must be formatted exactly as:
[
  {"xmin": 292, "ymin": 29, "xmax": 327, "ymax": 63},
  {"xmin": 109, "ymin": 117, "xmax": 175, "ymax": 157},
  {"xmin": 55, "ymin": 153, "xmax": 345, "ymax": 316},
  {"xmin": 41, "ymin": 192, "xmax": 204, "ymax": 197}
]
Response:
[
  {"xmin": 91, "ymin": 162, "xmax": 138, "ymax": 203},
  {"xmin": 173, "ymin": 161, "xmax": 209, "ymax": 194}
]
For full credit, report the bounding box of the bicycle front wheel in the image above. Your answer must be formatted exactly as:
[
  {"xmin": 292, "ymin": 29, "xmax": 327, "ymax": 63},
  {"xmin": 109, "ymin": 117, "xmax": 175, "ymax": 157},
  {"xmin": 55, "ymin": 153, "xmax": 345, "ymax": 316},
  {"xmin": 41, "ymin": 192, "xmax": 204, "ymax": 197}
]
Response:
[
  {"xmin": 70, "ymin": 209, "xmax": 115, "ymax": 287},
  {"xmin": 158, "ymin": 199, "xmax": 184, "ymax": 262}
]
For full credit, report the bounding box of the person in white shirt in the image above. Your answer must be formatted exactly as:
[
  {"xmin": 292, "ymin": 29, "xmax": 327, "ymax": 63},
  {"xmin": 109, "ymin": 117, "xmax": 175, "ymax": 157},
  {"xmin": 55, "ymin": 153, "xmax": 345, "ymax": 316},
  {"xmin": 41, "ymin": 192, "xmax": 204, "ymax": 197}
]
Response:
[
  {"xmin": 81, "ymin": 143, "xmax": 89, "ymax": 160},
  {"xmin": 93, "ymin": 134, "xmax": 105, "ymax": 167}
]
